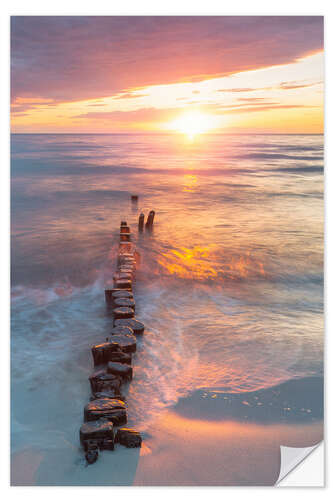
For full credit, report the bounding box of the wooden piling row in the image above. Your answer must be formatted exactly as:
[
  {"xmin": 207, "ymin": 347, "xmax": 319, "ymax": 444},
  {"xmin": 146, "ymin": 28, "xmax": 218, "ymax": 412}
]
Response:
[{"xmin": 79, "ymin": 221, "xmax": 144, "ymax": 464}]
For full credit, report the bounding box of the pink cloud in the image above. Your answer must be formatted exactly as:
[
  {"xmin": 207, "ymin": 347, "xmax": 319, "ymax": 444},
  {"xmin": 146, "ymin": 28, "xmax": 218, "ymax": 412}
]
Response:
[
  {"xmin": 11, "ymin": 16, "xmax": 323, "ymax": 109},
  {"xmin": 73, "ymin": 107, "xmax": 181, "ymax": 123},
  {"xmin": 113, "ymin": 92, "xmax": 149, "ymax": 100},
  {"xmin": 279, "ymin": 80, "xmax": 322, "ymax": 90},
  {"xmin": 218, "ymin": 104, "xmax": 316, "ymax": 114}
]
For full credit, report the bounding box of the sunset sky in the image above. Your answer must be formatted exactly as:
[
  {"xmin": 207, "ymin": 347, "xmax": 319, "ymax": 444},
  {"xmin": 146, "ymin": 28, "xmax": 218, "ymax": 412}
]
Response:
[{"xmin": 11, "ymin": 16, "xmax": 324, "ymax": 134}]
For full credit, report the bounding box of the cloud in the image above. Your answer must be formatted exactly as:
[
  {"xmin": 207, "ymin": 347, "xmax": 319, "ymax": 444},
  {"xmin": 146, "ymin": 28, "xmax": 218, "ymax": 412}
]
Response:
[
  {"xmin": 212, "ymin": 101, "xmax": 279, "ymax": 110},
  {"xmin": 73, "ymin": 107, "xmax": 182, "ymax": 123},
  {"xmin": 279, "ymin": 80, "xmax": 322, "ymax": 90},
  {"xmin": 217, "ymin": 80, "xmax": 323, "ymax": 95},
  {"xmin": 11, "ymin": 97, "xmax": 59, "ymax": 115},
  {"xmin": 113, "ymin": 92, "xmax": 149, "ymax": 100},
  {"xmin": 237, "ymin": 97, "xmax": 271, "ymax": 102},
  {"xmin": 217, "ymin": 104, "xmax": 315, "ymax": 114},
  {"xmin": 218, "ymin": 88, "xmax": 263, "ymax": 93},
  {"xmin": 87, "ymin": 103, "xmax": 107, "ymax": 107},
  {"xmin": 11, "ymin": 16, "xmax": 323, "ymax": 107}
]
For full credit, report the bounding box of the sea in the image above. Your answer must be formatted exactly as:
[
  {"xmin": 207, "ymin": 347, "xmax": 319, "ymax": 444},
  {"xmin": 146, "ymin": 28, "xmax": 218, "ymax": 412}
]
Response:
[{"xmin": 11, "ymin": 133, "xmax": 324, "ymax": 481}]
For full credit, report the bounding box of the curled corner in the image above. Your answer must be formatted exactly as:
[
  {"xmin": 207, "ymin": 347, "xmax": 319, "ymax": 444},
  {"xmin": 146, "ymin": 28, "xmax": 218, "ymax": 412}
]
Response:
[{"xmin": 276, "ymin": 442, "xmax": 323, "ymax": 485}]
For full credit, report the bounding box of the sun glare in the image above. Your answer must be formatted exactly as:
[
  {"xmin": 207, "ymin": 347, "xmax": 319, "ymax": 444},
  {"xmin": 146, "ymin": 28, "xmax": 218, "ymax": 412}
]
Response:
[{"xmin": 167, "ymin": 111, "xmax": 218, "ymax": 139}]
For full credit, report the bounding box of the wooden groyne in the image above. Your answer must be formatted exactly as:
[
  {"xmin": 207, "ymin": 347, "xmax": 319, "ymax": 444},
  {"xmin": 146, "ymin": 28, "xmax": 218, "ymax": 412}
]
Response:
[{"xmin": 79, "ymin": 209, "xmax": 154, "ymax": 465}]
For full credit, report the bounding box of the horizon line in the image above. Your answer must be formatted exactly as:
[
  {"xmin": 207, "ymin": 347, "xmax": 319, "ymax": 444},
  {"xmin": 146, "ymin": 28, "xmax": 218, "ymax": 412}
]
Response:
[{"xmin": 10, "ymin": 132, "xmax": 324, "ymax": 136}]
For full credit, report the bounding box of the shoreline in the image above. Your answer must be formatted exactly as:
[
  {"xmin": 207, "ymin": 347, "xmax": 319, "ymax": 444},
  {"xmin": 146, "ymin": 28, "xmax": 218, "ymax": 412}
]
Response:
[
  {"xmin": 133, "ymin": 411, "xmax": 323, "ymax": 486},
  {"xmin": 11, "ymin": 413, "xmax": 323, "ymax": 487},
  {"xmin": 11, "ymin": 375, "xmax": 323, "ymax": 486}
]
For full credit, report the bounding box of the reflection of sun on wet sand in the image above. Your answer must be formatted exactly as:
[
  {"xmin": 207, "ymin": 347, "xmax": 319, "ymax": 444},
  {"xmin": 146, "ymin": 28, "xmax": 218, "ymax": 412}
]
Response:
[
  {"xmin": 11, "ymin": 411, "xmax": 322, "ymax": 486},
  {"xmin": 134, "ymin": 412, "xmax": 322, "ymax": 486},
  {"xmin": 134, "ymin": 376, "xmax": 323, "ymax": 486}
]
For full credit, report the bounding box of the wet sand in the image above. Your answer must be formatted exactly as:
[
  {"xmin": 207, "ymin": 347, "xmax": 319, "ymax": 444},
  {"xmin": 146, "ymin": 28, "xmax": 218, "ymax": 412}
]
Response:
[
  {"xmin": 132, "ymin": 377, "xmax": 323, "ymax": 485},
  {"xmin": 11, "ymin": 411, "xmax": 322, "ymax": 486},
  {"xmin": 11, "ymin": 377, "xmax": 323, "ymax": 485},
  {"xmin": 11, "ymin": 445, "xmax": 141, "ymax": 486},
  {"xmin": 134, "ymin": 411, "xmax": 323, "ymax": 486}
]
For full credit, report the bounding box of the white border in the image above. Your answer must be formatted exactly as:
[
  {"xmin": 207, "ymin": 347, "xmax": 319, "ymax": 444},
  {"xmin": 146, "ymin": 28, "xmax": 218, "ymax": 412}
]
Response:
[{"xmin": 1, "ymin": 1, "xmax": 330, "ymax": 498}]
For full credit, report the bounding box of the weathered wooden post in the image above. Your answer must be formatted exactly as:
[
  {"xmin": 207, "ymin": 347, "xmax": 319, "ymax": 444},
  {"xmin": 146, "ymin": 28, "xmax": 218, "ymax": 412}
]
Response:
[
  {"xmin": 120, "ymin": 233, "xmax": 131, "ymax": 242},
  {"xmin": 145, "ymin": 210, "xmax": 155, "ymax": 231},
  {"xmin": 115, "ymin": 428, "xmax": 142, "ymax": 448},
  {"xmin": 113, "ymin": 306, "xmax": 135, "ymax": 320},
  {"xmin": 119, "ymin": 241, "xmax": 132, "ymax": 253},
  {"xmin": 138, "ymin": 213, "xmax": 144, "ymax": 232}
]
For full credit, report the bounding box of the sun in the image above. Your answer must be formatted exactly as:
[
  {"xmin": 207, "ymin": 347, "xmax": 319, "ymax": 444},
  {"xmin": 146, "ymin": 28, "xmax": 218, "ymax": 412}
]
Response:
[{"xmin": 167, "ymin": 111, "xmax": 218, "ymax": 139}]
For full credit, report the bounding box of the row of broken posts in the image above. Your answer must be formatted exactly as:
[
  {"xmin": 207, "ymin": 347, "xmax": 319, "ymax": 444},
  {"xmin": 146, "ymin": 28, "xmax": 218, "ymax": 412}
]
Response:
[{"xmin": 79, "ymin": 209, "xmax": 155, "ymax": 464}]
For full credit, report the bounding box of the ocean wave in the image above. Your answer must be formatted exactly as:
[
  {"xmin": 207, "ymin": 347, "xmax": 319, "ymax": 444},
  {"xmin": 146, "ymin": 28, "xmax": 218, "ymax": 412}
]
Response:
[
  {"xmin": 236, "ymin": 153, "xmax": 323, "ymax": 161},
  {"xmin": 173, "ymin": 376, "xmax": 323, "ymax": 423},
  {"xmin": 270, "ymin": 165, "xmax": 324, "ymax": 173}
]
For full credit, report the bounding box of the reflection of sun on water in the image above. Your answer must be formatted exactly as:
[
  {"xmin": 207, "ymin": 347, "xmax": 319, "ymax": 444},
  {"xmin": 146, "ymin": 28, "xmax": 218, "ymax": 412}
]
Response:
[
  {"xmin": 157, "ymin": 246, "xmax": 267, "ymax": 282},
  {"xmin": 167, "ymin": 111, "xmax": 219, "ymax": 140},
  {"xmin": 158, "ymin": 246, "xmax": 218, "ymax": 280},
  {"xmin": 183, "ymin": 174, "xmax": 198, "ymax": 192}
]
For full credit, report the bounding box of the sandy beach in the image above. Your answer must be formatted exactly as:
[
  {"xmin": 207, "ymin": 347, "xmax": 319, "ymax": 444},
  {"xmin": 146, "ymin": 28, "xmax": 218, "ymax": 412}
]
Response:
[
  {"xmin": 11, "ymin": 376, "xmax": 323, "ymax": 486},
  {"xmin": 11, "ymin": 409, "xmax": 322, "ymax": 487},
  {"xmin": 134, "ymin": 412, "xmax": 322, "ymax": 486}
]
